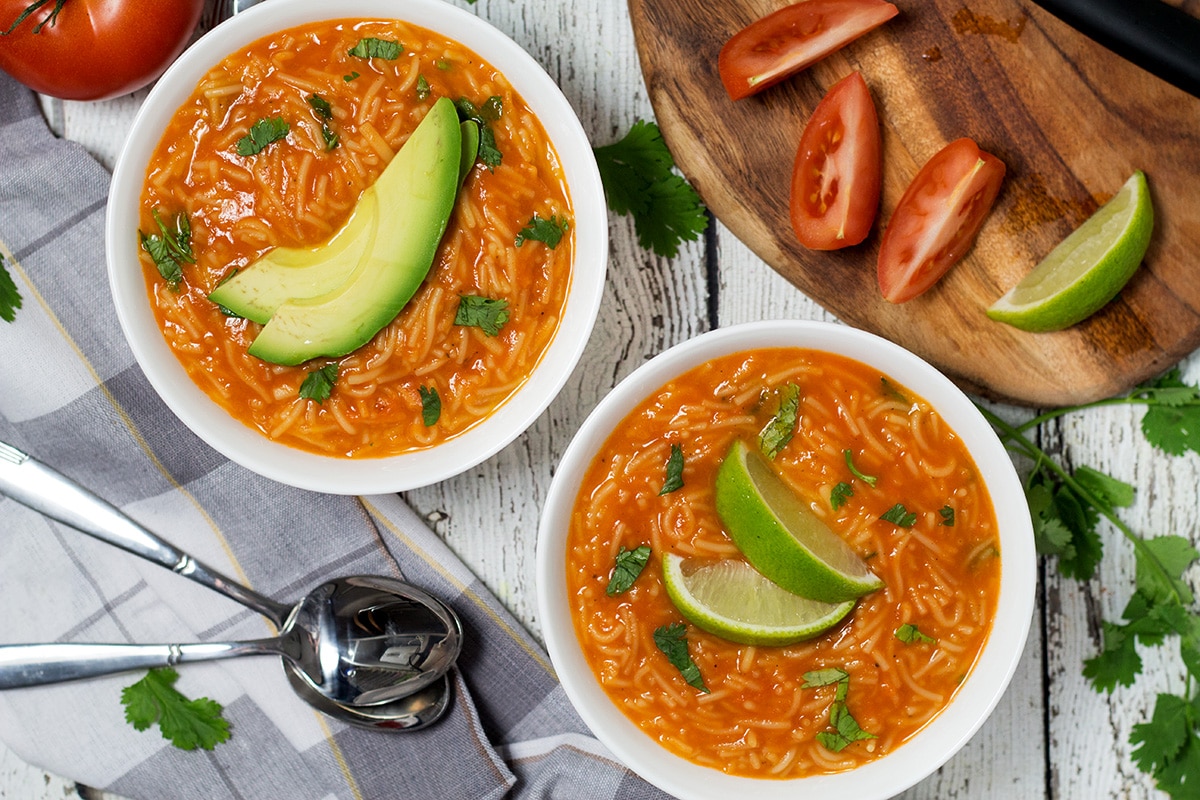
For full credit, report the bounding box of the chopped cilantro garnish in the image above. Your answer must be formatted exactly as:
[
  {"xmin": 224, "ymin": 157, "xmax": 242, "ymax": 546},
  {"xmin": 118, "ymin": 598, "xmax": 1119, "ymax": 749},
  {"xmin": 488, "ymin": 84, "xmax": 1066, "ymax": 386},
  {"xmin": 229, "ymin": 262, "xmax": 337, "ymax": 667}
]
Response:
[
  {"xmin": 0, "ymin": 252, "xmax": 22, "ymax": 323},
  {"xmin": 880, "ymin": 503, "xmax": 917, "ymax": 528},
  {"xmin": 454, "ymin": 96, "xmax": 502, "ymax": 169},
  {"xmin": 347, "ymin": 37, "xmax": 402, "ymax": 60},
  {"xmin": 939, "ymin": 505, "xmax": 955, "ymax": 526},
  {"xmin": 454, "ymin": 295, "xmax": 509, "ymax": 336},
  {"xmin": 843, "ymin": 449, "xmax": 878, "ymax": 486},
  {"xmin": 416, "ymin": 74, "xmax": 431, "ymax": 100},
  {"xmin": 830, "ymin": 481, "xmax": 854, "ymax": 511},
  {"xmin": 758, "ymin": 383, "xmax": 800, "ymax": 459},
  {"xmin": 298, "ymin": 364, "xmax": 337, "ymax": 403},
  {"xmin": 307, "ymin": 94, "xmax": 339, "ymax": 151},
  {"xmin": 236, "ymin": 117, "xmax": 289, "ymax": 156},
  {"xmin": 419, "ymin": 385, "xmax": 441, "ymax": 426},
  {"xmin": 813, "ymin": 674, "xmax": 876, "ymax": 752},
  {"xmin": 802, "ymin": 668, "xmax": 849, "ymax": 687},
  {"xmin": 139, "ymin": 209, "xmax": 195, "ymax": 289},
  {"xmin": 606, "ymin": 545, "xmax": 651, "ymax": 596},
  {"xmin": 653, "ymin": 623, "xmax": 708, "ymax": 693},
  {"xmin": 344, "ymin": 71, "xmax": 360, "ymax": 82},
  {"xmin": 895, "ymin": 623, "xmax": 936, "ymax": 644},
  {"xmin": 121, "ymin": 668, "xmax": 230, "ymax": 751},
  {"xmin": 659, "ymin": 444, "xmax": 684, "ymax": 495},
  {"xmin": 515, "ymin": 214, "xmax": 569, "ymax": 249},
  {"xmin": 592, "ymin": 119, "xmax": 708, "ymax": 258}
]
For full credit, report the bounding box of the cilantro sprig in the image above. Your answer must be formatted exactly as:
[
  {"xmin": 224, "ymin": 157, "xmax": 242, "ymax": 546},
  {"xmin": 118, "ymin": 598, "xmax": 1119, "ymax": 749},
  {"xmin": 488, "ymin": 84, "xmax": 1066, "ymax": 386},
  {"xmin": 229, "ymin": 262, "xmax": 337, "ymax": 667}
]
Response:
[
  {"xmin": 121, "ymin": 667, "xmax": 230, "ymax": 751},
  {"xmin": 454, "ymin": 97, "xmax": 503, "ymax": 169},
  {"xmin": 592, "ymin": 120, "xmax": 708, "ymax": 258},
  {"xmin": 139, "ymin": 210, "xmax": 195, "ymax": 289},
  {"xmin": 607, "ymin": 545, "xmax": 651, "ymax": 596},
  {"xmin": 236, "ymin": 117, "xmax": 289, "ymax": 156},
  {"xmin": 802, "ymin": 667, "xmax": 875, "ymax": 751},
  {"xmin": 455, "ymin": 295, "xmax": 509, "ymax": 336},
  {"xmin": 515, "ymin": 214, "xmax": 569, "ymax": 249},
  {"xmin": 299, "ymin": 364, "xmax": 337, "ymax": 403},
  {"xmin": 758, "ymin": 383, "xmax": 800, "ymax": 459},
  {"xmin": 0, "ymin": 252, "xmax": 22, "ymax": 322},
  {"xmin": 653, "ymin": 622, "xmax": 708, "ymax": 693},
  {"xmin": 977, "ymin": 368, "xmax": 1200, "ymax": 798},
  {"xmin": 659, "ymin": 443, "xmax": 685, "ymax": 495}
]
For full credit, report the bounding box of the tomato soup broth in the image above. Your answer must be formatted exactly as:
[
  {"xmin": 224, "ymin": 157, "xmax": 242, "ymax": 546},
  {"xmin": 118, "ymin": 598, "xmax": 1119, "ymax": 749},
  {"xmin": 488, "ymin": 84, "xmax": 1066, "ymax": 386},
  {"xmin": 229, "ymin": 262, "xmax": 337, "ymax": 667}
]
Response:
[
  {"xmin": 138, "ymin": 19, "xmax": 572, "ymax": 456},
  {"xmin": 566, "ymin": 348, "xmax": 1000, "ymax": 778}
]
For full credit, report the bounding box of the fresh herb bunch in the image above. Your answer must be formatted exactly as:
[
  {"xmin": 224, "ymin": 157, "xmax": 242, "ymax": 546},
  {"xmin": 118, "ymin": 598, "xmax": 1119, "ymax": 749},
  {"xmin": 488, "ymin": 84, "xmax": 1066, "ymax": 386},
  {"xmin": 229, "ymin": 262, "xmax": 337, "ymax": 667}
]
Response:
[{"xmin": 978, "ymin": 368, "xmax": 1200, "ymax": 799}]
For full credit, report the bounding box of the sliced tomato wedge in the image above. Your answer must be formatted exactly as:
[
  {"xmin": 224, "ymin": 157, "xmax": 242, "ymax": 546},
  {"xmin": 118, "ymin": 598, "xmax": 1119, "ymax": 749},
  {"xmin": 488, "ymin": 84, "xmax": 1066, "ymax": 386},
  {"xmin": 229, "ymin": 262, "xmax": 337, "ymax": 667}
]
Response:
[
  {"xmin": 719, "ymin": 0, "xmax": 899, "ymax": 101},
  {"xmin": 790, "ymin": 71, "xmax": 881, "ymax": 250},
  {"xmin": 877, "ymin": 138, "xmax": 1006, "ymax": 303}
]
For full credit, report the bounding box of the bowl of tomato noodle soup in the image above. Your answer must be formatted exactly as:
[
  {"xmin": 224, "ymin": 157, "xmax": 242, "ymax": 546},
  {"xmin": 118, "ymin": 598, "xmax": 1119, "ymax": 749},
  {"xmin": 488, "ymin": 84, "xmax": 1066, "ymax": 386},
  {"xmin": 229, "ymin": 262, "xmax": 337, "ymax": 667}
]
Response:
[
  {"xmin": 105, "ymin": 0, "xmax": 605, "ymax": 493},
  {"xmin": 537, "ymin": 321, "xmax": 1035, "ymax": 799}
]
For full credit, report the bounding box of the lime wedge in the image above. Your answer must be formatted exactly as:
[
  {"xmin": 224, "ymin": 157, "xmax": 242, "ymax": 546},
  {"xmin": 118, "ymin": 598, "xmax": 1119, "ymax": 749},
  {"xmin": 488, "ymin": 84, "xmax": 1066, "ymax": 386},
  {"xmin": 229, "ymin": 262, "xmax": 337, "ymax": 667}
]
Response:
[
  {"xmin": 662, "ymin": 553, "xmax": 856, "ymax": 646},
  {"xmin": 987, "ymin": 170, "xmax": 1153, "ymax": 332},
  {"xmin": 714, "ymin": 439, "xmax": 883, "ymax": 603}
]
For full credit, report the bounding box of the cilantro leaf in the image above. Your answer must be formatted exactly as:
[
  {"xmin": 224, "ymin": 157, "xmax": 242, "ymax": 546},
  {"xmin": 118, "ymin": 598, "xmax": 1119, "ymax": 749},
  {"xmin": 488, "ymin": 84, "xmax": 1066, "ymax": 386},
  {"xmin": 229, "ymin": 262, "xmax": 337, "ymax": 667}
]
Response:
[
  {"xmin": 939, "ymin": 505, "xmax": 955, "ymax": 526},
  {"xmin": 653, "ymin": 623, "xmax": 708, "ymax": 693},
  {"xmin": 347, "ymin": 37, "xmax": 402, "ymax": 59},
  {"xmin": 659, "ymin": 444, "xmax": 684, "ymax": 495},
  {"xmin": 307, "ymin": 94, "xmax": 339, "ymax": 150},
  {"xmin": 802, "ymin": 668, "xmax": 849, "ymax": 687},
  {"xmin": 419, "ymin": 385, "xmax": 441, "ymax": 426},
  {"xmin": 843, "ymin": 449, "xmax": 878, "ymax": 486},
  {"xmin": 139, "ymin": 210, "xmax": 195, "ymax": 289},
  {"xmin": 344, "ymin": 71, "xmax": 360, "ymax": 82},
  {"xmin": 454, "ymin": 97, "xmax": 503, "ymax": 169},
  {"xmin": 1141, "ymin": 370, "xmax": 1200, "ymax": 457},
  {"xmin": 880, "ymin": 503, "xmax": 917, "ymax": 528},
  {"xmin": 1137, "ymin": 536, "xmax": 1199, "ymax": 606},
  {"xmin": 1083, "ymin": 621, "xmax": 1142, "ymax": 692},
  {"xmin": 298, "ymin": 364, "xmax": 337, "ymax": 403},
  {"xmin": 812, "ymin": 673, "xmax": 875, "ymax": 752},
  {"xmin": 236, "ymin": 117, "xmax": 289, "ymax": 156},
  {"xmin": 455, "ymin": 295, "xmax": 509, "ymax": 336},
  {"xmin": 1131, "ymin": 694, "xmax": 1192, "ymax": 778},
  {"xmin": 592, "ymin": 119, "xmax": 708, "ymax": 258},
  {"xmin": 0, "ymin": 251, "xmax": 22, "ymax": 322},
  {"xmin": 758, "ymin": 383, "xmax": 800, "ymax": 459},
  {"xmin": 120, "ymin": 668, "xmax": 230, "ymax": 751},
  {"xmin": 895, "ymin": 623, "xmax": 936, "ymax": 644},
  {"xmin": 1075, "ymin": 465, "xmax": 1135, "ymax": 512},
  {"xmin": 416, "ymin": 74, "xmax": 430, "ymax": 100},
  {"xmin": 515, "ymin": 214, "xmax": 569, "ymax": 248},
  {"xmin": 830, "ymin": 481, "xmax": 854, "ymax": 511},
  {"xmin": 606, "ymin": 545, "xmax": 651, "ymax": 596}
]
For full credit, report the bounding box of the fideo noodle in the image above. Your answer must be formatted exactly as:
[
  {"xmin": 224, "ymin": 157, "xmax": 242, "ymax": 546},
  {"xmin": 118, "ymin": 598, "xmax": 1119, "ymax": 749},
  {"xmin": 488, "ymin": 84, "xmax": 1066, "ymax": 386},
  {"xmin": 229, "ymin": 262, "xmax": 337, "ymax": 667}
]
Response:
[
  {"xmin": 138, "ymin": 19, "xmax": 572, "ymax": 457},
  {"xmin": 565, "ymin": 348, "xmax": 1000, "ymax": 778}
]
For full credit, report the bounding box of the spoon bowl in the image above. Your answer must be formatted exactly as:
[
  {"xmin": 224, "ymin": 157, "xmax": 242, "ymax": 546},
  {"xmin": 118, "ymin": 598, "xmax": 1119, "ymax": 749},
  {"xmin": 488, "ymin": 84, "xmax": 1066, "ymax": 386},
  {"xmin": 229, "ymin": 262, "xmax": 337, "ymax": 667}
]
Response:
[
  {"xmin": 285, "ymin": 666, "xmax": 454, "ymax": 730},
  {"xmin": 0, "ymin": 441, "xmax": 460, "ymax": 720}
]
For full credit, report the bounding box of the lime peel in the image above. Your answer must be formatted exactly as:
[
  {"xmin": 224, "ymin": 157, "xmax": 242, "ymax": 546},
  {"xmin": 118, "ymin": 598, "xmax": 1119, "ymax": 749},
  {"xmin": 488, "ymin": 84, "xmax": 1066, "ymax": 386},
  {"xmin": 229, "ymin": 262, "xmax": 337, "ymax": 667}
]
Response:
[
  {"xmin": 662, "ymin": 554, "xmax": 855, "ymax": 646},
  {"xmin": 987, "ymin": 170, "xmax": 1153, "ymax": 332},
  {"xmin": 714, "ymin": 439, "xmax": 883, "ymax": 603}
]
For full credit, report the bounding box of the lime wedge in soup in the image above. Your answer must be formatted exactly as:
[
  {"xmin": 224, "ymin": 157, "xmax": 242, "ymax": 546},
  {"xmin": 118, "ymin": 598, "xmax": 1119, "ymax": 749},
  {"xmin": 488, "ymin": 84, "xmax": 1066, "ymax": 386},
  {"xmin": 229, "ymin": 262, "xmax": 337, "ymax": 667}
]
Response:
[
  {"xmin": 715, "ymin": 439, "xmax": 883, "ymax": 603},
  {"xmin": 987, "ymin": 170, "xmax": 1153, "ymax": 332},
  {"xmin": 662, "ymin": 553, "xmax": 856, "ymax": 646}
]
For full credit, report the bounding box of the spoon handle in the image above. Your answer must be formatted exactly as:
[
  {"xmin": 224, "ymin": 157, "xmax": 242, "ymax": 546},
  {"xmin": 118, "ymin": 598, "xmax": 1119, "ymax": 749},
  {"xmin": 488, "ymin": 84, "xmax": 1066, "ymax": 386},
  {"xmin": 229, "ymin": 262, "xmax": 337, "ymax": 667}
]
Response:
[
  {"xmin": 0, "ymin": 640, "xmax": 289, "ymax": 688},
  {"xmin": 0, "ymin": 441, "xmax": 291, "ymax": 627}
]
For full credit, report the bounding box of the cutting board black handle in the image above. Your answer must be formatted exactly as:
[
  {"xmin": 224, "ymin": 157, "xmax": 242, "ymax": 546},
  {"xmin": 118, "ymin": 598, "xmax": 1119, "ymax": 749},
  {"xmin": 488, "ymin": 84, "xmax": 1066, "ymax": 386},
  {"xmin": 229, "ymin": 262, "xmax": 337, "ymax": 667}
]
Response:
[{"xmin": 1031, "ymin": 0, "xmax": 1200, "ymax": 98}]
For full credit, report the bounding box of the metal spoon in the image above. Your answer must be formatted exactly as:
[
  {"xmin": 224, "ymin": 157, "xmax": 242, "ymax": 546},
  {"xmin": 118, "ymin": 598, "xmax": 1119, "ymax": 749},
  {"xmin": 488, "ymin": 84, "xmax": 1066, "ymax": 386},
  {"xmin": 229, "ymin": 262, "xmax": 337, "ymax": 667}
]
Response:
[
  {"xmin": 0, "ymin": 441, "xmax": 460, "ymax": 717},
  {"xmin": 0, "ymin": 573, "xmax": 458, "ymax": 705}
]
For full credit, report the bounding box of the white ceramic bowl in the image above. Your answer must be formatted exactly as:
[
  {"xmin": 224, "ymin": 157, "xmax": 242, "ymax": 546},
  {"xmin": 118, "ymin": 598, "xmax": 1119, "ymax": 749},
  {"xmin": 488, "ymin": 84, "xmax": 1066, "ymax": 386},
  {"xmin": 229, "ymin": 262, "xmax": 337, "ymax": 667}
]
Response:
[
  {"xmin": 536, "ymin": 320, "xmax": 1036, "ymax": 800},
  {"xmin": 105, "ymin": 0, "xmax": 606, "ymax": 494}
]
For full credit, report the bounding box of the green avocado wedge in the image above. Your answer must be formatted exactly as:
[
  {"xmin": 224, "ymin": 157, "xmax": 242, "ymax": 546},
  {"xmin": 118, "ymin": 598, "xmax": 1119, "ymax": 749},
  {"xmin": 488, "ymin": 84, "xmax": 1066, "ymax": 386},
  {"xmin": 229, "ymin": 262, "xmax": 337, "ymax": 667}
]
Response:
[
  {"xmin": 244, "ymin": 96, "xmax": 462, "ymax": 366},
  {"xmin": 207, "ymin": 190, "xmax": 380, "ymax": 324}
]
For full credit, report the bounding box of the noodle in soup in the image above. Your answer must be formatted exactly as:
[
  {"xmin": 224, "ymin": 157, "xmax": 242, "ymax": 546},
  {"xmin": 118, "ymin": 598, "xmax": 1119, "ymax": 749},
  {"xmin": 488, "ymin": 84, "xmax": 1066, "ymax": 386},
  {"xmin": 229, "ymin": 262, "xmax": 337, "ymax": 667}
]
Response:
[
  {"xmin": 565, "ymin": 347, "xmax": 1000, "ymax": 778},
  {"xmin": 138, "ymin": 19, "xmax": 572, "ymax": 457}
]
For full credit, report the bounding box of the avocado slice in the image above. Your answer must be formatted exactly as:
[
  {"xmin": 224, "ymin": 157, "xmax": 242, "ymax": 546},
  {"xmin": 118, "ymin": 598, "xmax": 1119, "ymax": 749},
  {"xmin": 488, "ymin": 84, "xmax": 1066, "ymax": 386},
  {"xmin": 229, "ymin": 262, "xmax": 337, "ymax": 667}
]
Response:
[
  {"xmin": 458, "ymin": 119, "xmax": 479, "ymax": 185},
  {"xmin": 207, "ymin": 190, "xmax": 380, "ymax": 324},
  {"xmin": 245, "ymin": 96, "xmax": 462, "ymax": 366}
]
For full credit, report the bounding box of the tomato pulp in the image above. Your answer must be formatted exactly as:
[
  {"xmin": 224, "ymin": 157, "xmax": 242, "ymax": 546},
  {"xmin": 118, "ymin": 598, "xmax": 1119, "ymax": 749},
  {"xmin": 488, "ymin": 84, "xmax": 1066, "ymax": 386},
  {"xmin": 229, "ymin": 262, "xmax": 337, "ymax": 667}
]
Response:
[
  {"xmin": 0, "ymin": 0, "xmax": 204, "ymax": 100},
  {"xmin": 877, "ymin": 138, "xmax": 1006, "ymax": 303},
  {"xmin": 718, "ymin": 0, "xmax": 899, "ymax": 101},
  {"xmin": 790, "ymin": 71, "xmax": 881, "ymax": 250}
]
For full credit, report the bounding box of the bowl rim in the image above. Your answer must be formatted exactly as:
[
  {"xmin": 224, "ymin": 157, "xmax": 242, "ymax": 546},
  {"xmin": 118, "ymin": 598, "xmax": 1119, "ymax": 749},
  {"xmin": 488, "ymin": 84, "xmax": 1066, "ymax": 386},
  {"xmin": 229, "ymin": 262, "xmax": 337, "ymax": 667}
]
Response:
[
  {"xmin": 536, "ymin": 319, "xmax": 1037, "ymax": 800},
  {"xmin": 105, "ymin": 0, "xmax": 607, "ymax": 494}
]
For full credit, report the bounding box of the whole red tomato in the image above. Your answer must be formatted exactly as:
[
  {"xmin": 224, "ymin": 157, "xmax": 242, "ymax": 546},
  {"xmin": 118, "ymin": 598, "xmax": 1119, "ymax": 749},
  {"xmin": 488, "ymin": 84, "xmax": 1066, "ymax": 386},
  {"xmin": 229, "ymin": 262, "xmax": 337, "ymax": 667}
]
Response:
[{"xmin": 0, "ymin": 0, "xmax": 204, "ymax": 100}]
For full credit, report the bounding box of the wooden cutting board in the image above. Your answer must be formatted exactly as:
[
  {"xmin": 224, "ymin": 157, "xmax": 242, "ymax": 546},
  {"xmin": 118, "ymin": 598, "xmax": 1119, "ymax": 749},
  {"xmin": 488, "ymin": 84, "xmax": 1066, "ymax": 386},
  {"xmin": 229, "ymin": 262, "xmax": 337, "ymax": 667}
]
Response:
[{"xmin": 628, "ymin": 0, "xmax": 1200, "ymax": 407}]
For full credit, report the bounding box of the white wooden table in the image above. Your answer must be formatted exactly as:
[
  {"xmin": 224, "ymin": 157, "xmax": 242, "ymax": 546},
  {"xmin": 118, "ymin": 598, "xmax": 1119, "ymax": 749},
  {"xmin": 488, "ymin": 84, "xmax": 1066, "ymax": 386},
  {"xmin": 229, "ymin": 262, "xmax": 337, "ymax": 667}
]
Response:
[{"xmin": 5, "ymin": 0, "xmax": 1198, "ymax": 797}]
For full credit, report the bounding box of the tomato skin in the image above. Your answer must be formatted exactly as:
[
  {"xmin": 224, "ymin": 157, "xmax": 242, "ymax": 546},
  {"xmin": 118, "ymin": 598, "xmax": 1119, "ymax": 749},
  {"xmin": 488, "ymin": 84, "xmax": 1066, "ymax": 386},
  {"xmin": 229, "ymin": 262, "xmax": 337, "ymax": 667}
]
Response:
[
  {"xmin": 877, "ymin": 138, "xmax": 1005, "ymax": 303},
  {"xmin": 790, "ymin": 71, "xmax": 880, "ymax": 250},
  {"xmin": 0, "ymin": 0, "xmax": 204, "ymax": 101},
  {"xmin": 719, "ymin": 0, "xmax": 899, "ymax": 101}
]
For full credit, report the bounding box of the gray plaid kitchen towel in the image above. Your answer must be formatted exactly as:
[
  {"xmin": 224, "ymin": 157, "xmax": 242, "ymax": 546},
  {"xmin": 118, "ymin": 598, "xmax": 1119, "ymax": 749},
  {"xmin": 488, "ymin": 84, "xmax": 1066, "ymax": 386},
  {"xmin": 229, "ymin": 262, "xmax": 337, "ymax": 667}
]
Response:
[{"xmin": 0, "ymin": 71, "xmax": 667, "ymax": 800}]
